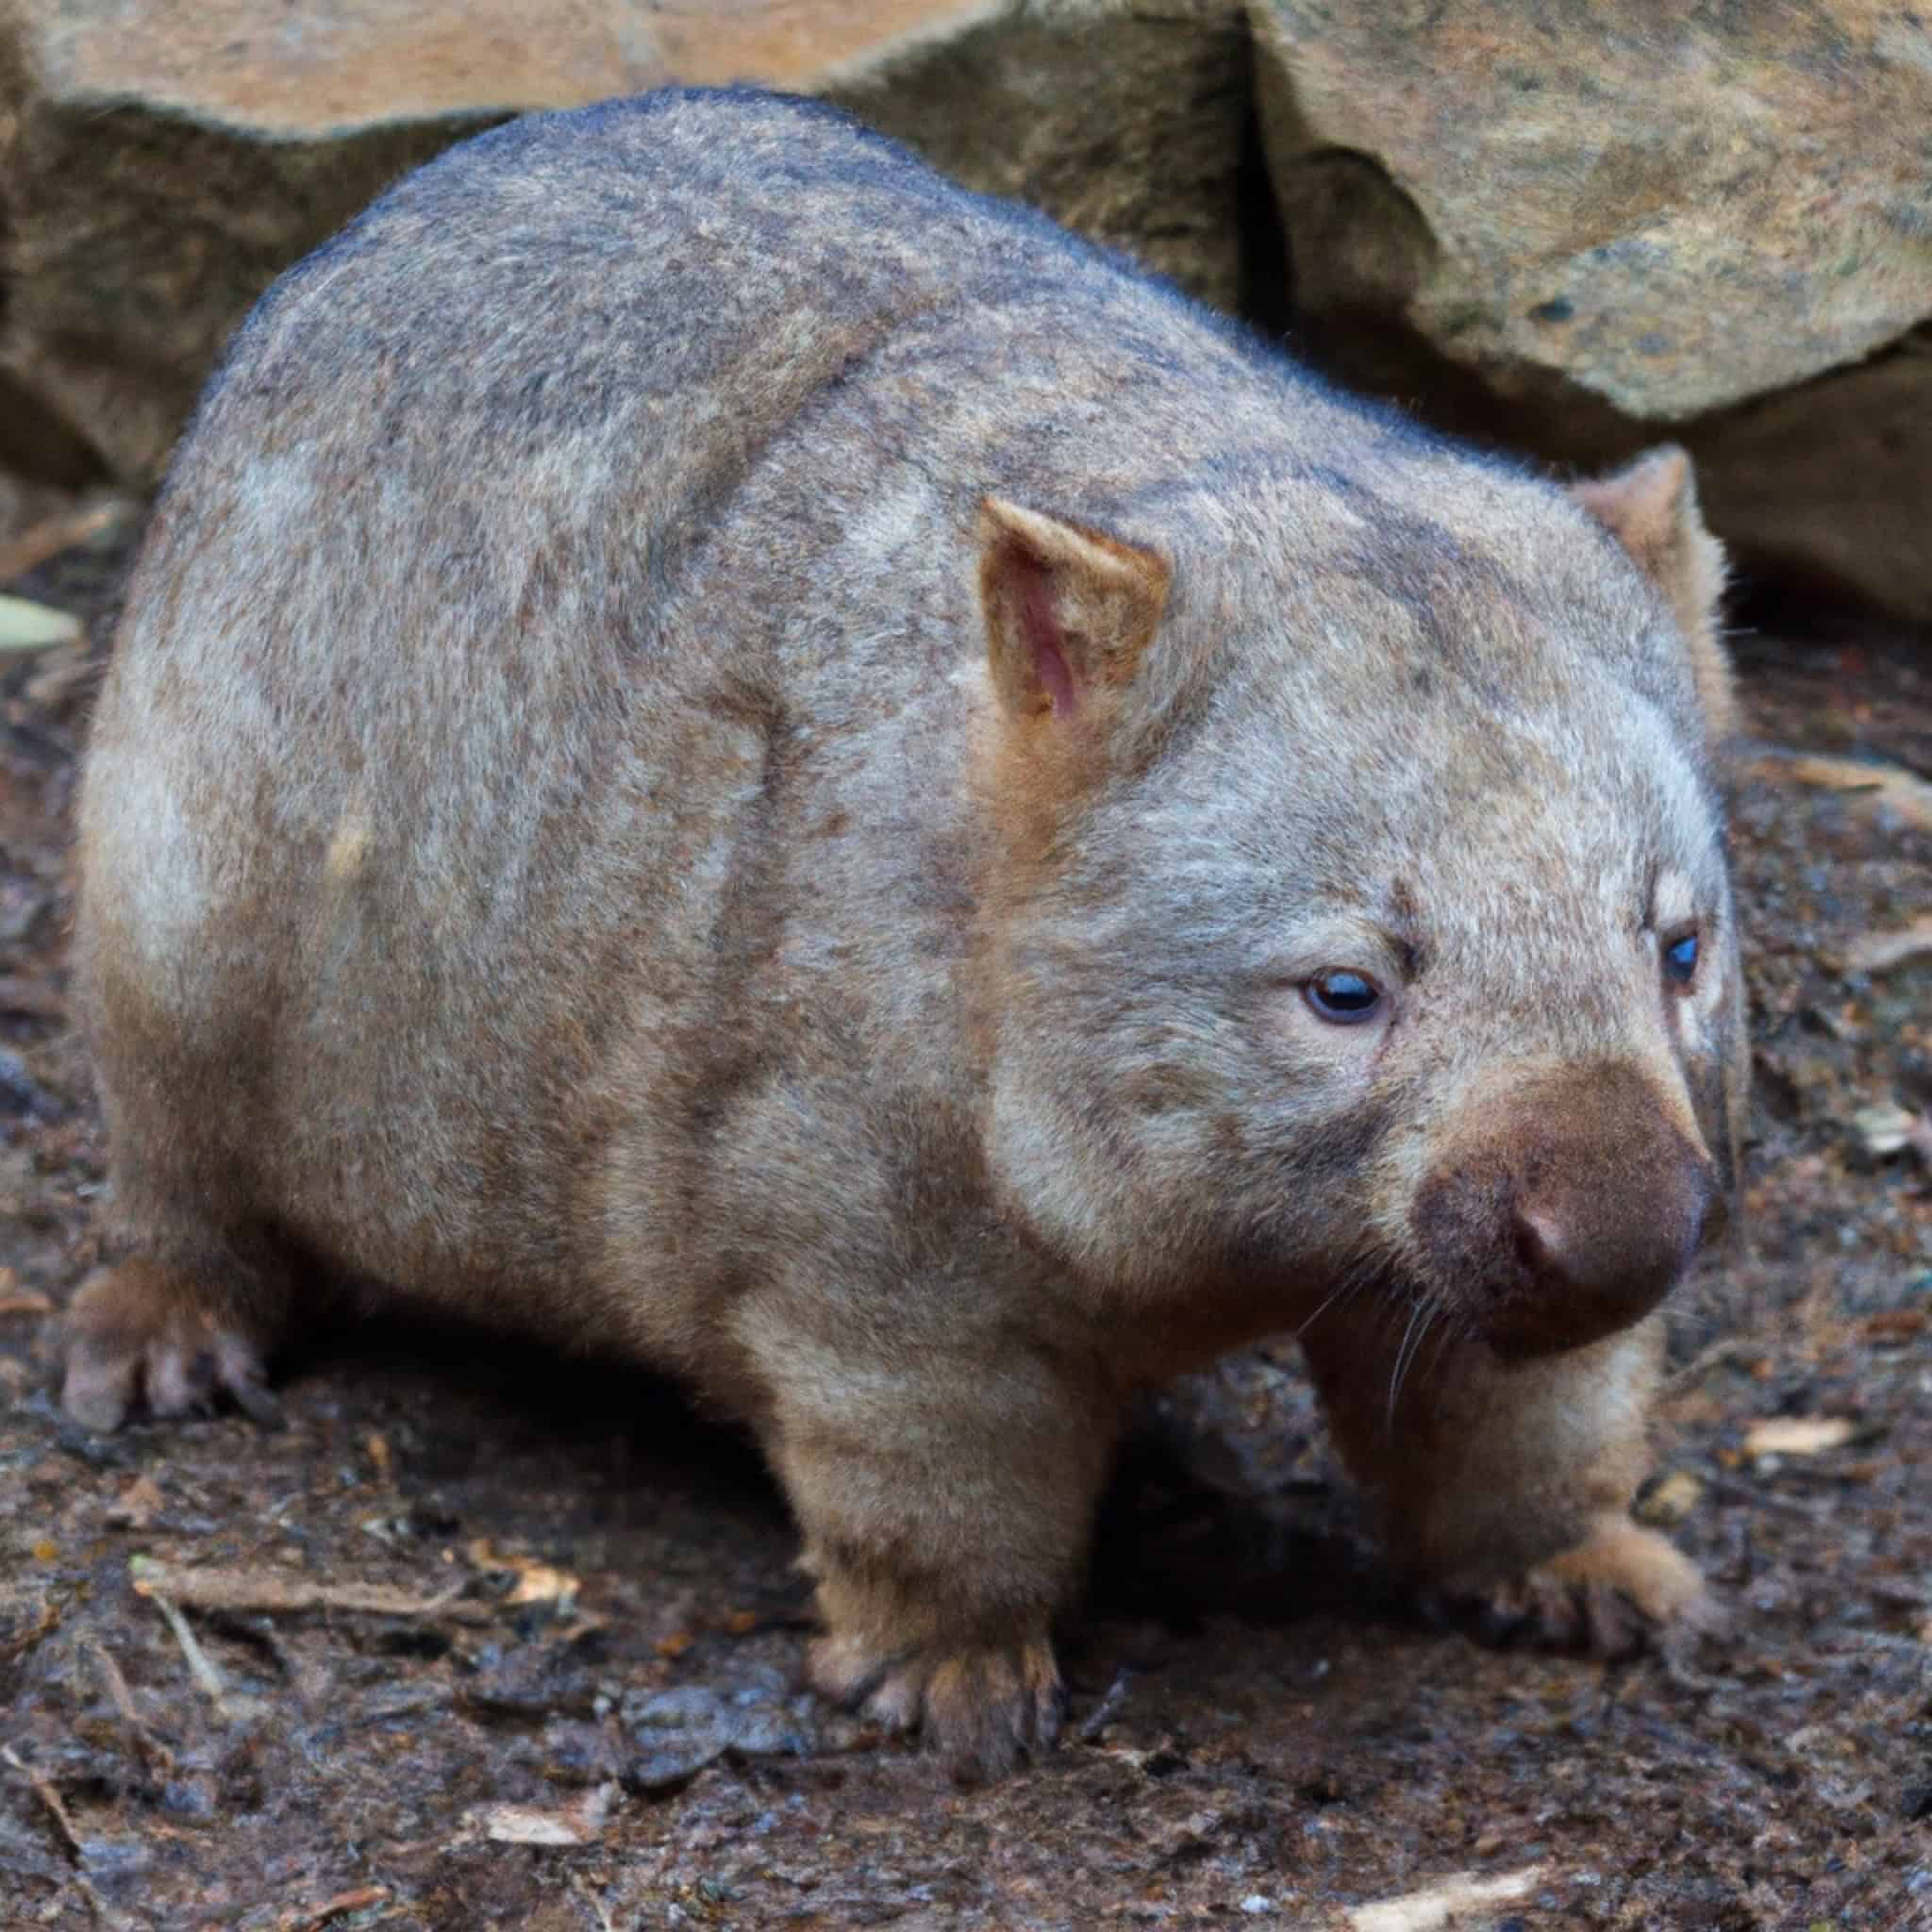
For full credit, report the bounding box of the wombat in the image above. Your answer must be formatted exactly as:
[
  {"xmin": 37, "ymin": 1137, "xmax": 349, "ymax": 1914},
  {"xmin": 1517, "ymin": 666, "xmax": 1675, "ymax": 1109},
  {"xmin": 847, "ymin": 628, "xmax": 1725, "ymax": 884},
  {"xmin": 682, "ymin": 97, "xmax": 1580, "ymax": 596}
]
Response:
[{"xmin": 65, "ymin": 88, "xmax": 1744, "ymax": 1778}]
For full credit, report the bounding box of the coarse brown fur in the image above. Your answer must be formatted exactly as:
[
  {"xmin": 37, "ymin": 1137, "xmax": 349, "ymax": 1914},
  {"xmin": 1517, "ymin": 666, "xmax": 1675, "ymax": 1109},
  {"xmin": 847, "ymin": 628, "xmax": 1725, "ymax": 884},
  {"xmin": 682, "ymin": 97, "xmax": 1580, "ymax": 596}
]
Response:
[{"xmin": 64, "ymin": 90, "xmax": 1744, "ymax": 1780}]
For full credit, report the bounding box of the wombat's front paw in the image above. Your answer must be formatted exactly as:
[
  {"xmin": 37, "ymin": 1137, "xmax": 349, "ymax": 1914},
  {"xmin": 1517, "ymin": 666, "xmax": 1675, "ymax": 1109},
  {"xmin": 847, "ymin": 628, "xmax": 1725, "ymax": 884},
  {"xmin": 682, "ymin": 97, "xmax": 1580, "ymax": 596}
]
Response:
[
  {"xmin": 1441, "ymin": 1518, "xmax": 1722, "ymax": 1659},
  {"xmin": 59, "ymin": 1261, "xmax": 280, "ymax": 1431},
  {"xmin": 809, "ymin": 1626, "xmax": 1064, "ymax": 1783}
]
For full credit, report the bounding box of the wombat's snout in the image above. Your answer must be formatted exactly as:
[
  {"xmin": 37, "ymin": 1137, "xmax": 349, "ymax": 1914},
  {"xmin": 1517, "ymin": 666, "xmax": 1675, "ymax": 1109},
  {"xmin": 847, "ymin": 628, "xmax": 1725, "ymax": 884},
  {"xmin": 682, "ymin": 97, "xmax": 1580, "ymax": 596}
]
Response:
[{"xmin": 1413, "ymin": 1061, "xmax": 1718, "ymax": 1357}]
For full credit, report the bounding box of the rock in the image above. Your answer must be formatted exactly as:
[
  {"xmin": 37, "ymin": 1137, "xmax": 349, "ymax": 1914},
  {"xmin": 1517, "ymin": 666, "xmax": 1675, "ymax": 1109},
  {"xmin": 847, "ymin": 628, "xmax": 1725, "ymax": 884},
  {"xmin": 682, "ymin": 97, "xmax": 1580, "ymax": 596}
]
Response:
[
  {"xmin": 620, "ymin": 1674, "xmax": 823, "ymax": 1792},
  {"xmin": 0, "ymin": 0, "xmax": 1246, "ymax": 485},
  {"xmin": 1249, "ymin": 1, "xmax": 1932, "ymax": 625},
  {"xmin": 9, "ymin": 0, "xmax": 1930, "ymax": 624},
  {"xmin": 824, "ymin": 1, "xmax": 1250, "ymax": 313},
  {"xmin": 1252, "ymin": 1, "xmax": 1932, "ymax": 422}
]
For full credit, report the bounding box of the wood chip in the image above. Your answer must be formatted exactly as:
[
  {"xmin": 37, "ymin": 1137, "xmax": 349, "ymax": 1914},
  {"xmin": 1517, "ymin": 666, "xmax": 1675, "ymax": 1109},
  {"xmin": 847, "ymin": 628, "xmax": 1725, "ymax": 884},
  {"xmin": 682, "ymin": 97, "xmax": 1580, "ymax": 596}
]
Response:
[
  {"xmin": 1840, "ymin": 914, "xmax": 1932, "ymax": 976},
  {"xmin": 0, "ymin": 592, "xmax": 81, "ymax": 650},
  {"xmin": 1347, "ymin": 1864, "xmax": 1545, "ymax": 1931},
  {"xmin": 1743, "ymin": 1416, "xmax": 1856, "ymax": 1457},
  {"xmin": 0, "ymin": 1288, "xmax": 53, "ymax": 1318},
  {"xmin": 481, "ymin": 1807, "xmax": 587, "ymax": 1845},
  {"xmin": 1745, "ymin": 749, "xmax": 1932, "ymax": 833}
]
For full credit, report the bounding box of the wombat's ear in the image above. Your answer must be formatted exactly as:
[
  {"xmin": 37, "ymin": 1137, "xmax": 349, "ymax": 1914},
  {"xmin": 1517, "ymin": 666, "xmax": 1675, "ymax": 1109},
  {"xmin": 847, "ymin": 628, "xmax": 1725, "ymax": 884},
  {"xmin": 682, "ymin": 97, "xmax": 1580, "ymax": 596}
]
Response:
[
  {"xmin": 977, "ymin": 497, "xmax": 1171, "ymax": 730},
  {"xmin": 1572, "ymin": 447, "xmax": 1737, "ymax": 744}
]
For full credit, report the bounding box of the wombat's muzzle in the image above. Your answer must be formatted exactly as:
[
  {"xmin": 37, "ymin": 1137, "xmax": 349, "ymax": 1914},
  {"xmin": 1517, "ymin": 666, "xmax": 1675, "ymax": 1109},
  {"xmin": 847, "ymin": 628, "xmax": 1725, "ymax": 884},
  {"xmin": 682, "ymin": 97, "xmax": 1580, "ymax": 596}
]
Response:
[{"xmin": 1410, "ymin": 1060, "xmax": 1719, "ymax": 1357}]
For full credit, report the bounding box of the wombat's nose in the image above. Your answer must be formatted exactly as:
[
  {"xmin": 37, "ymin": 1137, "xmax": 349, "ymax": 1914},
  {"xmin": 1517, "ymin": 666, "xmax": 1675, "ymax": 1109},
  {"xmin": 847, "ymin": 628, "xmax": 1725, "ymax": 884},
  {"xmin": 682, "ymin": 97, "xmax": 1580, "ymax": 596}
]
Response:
[
  {"xmin": 1512, "ymin": 1159, "xmax": 1714, "ymax": 1312},
  {"xmin": 1413, "ymin": 1059, "xmax": 1722, "ymax": 1357}
]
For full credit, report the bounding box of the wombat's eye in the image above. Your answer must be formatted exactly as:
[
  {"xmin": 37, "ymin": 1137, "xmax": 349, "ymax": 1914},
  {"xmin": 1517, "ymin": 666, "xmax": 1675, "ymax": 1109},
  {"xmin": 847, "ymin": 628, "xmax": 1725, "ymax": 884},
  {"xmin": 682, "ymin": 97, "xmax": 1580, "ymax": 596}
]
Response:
[
  {"xmin": 1662, "ymin": 931, "xmax": 1700, "ymax": 988},
  {"xmin": 1304, "ymin": 969, "xmax": 1384, "ymax": 1024}
]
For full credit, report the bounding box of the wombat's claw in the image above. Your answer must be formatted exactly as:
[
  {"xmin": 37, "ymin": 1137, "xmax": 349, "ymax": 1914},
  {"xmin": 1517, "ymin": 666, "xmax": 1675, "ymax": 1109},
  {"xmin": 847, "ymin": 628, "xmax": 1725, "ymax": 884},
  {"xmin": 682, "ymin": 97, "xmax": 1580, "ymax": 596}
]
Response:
[
  {"xmin": 59, "ymin": 1264, "xmax": 280, "ymax": 1432},
  {"xmin": 1457, "ymin": 1519, "xmax": 1721, "ymax": 1660},
  {"xmin": 809, "ymin": 1630, "xmax": 1064, "ymax": 1783}
]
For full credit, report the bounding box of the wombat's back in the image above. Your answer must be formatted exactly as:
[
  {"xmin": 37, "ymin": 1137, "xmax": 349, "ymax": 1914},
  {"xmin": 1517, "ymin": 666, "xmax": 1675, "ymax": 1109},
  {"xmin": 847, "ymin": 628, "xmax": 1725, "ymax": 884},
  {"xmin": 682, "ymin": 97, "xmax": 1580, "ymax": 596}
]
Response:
[{"xmin": 75, "ymin": 90, "xmax": 1310, "ymax": 1309}]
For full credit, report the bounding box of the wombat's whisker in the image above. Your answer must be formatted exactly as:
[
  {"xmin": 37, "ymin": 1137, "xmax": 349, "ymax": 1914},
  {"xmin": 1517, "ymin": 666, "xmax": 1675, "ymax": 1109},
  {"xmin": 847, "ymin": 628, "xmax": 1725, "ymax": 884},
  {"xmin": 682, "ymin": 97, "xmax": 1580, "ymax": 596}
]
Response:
[{"xmin": 1385, "ymin": 1301, "xmax": 1434, "ymax": 1435}]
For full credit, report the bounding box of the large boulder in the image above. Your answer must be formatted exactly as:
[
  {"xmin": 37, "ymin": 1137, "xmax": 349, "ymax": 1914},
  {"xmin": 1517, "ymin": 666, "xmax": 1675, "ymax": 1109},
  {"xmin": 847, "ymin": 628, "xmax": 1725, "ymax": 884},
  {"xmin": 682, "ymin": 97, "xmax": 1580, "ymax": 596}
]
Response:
[
  {"xmin": 1250, "ymin": 0, "xmax": 1932, "ymax": 620},
  {"xmin": 0, "ymin": 0, "xmax": 1247, "ymax": 485},
  {"xmin": 3, "ymin": 0, "xmax": 1928, "ymax": 623}
]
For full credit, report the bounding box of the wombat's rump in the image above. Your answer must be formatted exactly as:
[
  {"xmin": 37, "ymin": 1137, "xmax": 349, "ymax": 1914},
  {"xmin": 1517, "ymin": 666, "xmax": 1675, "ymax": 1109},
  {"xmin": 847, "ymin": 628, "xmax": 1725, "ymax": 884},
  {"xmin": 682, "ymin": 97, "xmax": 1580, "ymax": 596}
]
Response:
[{"xmin": 68, "ymin": 89, "xmax": 1742, "ymax": 1777}]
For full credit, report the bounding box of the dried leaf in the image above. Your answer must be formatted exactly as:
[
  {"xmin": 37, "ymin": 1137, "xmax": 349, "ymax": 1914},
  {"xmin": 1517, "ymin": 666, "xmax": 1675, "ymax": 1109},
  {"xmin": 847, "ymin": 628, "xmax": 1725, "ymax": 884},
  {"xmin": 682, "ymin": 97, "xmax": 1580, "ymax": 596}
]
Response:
[
  {"xmin": 476, "ymin": 1805, "xmax": 589, "ymax": 1846},
  {"xmin": 105, "ymin": 1474, "xmax": 165, "ymax": 1529},
  {"xmin": 1637, "ymin": 1471, "xmax": 1704, "ymax": 1526},
  {"xmin": 1348, "ymin": 1865, "xmax": 1545, "ymax": 1931},
  {"xmin": 507, "ymin": 1563, "xmax": 579, "ymax": 1607},
  {"xmin": 1852, "ymin": 1101, "xmax": 1923, "ymax": 1158},
  {"xmin": 468, "ymin": 1538, "xmax": 579, "ymax": 1605},
  {"xmin": 470, "ymin": 1783, "xmax": 616, "ymax": 1847},
  {"xmin": 1743, "ymin": 1416, "xmax": 1856, "ymax": 1457},
  {"xmin": 0, "ymin": 593, "xmax": 81, "ymax": 651}
]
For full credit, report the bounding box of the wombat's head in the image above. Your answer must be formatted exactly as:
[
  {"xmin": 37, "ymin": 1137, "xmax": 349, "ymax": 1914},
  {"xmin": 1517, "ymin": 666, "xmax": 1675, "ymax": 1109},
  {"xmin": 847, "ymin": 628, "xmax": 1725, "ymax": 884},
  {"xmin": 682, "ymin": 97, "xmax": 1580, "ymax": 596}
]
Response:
[{"xmin": 972, "ymin": 445, "xmax": 1742, "ymax": 1362}]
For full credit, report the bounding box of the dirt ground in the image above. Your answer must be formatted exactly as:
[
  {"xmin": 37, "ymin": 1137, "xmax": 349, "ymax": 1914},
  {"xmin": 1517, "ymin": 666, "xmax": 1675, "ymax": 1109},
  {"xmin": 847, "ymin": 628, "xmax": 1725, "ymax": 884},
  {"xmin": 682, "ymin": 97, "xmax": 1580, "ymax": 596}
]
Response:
[{"xmin": 0, "ymin": 495, "xmax": 1927, "ymax": 1932}]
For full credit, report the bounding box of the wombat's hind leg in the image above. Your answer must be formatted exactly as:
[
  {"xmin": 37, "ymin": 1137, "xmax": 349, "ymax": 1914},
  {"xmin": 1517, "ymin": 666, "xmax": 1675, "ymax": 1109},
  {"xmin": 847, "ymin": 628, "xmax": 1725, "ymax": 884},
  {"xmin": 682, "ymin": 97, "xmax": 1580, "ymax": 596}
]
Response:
[{"xmin": 61, "ymin": 1247, "xmax": 287, "ymax": 1432}]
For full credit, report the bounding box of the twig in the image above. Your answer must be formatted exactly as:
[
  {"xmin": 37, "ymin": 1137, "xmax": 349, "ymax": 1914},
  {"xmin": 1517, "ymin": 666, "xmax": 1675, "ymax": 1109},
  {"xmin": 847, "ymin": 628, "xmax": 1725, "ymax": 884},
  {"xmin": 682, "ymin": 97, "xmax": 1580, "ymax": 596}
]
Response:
[
  {"xmin": 131, "ymin": 1557, "xmax": 482, "ymax": 1622},
  {"xmin": 146, "ymin": 1591, "xmax": 231, "ymax": 1712},
  {"xmin": 1, "ymin": 1743, "xmax": 82, "ymax": 1858},
  {"xmin": 88, "ymin": 1640, "xmax": 175, "ymax": 1776},
  {"xmin": 1661, "ymin": 1335, "xmax": 1761, "ymax": 1400},
  {"xmin": 0, "ymin": 974, "xmax": 66, "ymax": 1021},
  {"xmin": 1702, "ymin": 1471, "xmax": 1828, "ymax": 1522},
  {"xmin": 0, "ymin": 1596, "xmax": 59, "ymax": 1660},
  {"xmin": 0, "ymin": 1747, "xmax": 142, "ymax": 1929},
  {"xmin": 1078, "ymin": 1666, "xmax": 1135, "ymax": 1742},
  {"xmin": 276, "ymin": 1885, "xmax": 391, "ymax": 1930},
  {"xmin": 0, "ymin": 502, "xmax": 125, "ymax": 583},
  {"xmin": 571, "ymin": 1874, "xmax": 618, "ymax": 1932}
]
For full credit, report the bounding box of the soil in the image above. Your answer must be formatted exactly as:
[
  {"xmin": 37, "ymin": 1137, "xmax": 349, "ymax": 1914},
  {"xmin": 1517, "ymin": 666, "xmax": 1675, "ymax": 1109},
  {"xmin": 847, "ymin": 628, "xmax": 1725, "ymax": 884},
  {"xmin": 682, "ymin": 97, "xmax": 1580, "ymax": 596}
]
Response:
[{"xmin": 0, "ymin": 496, "xmax": 1927, "ymax": 1932}]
